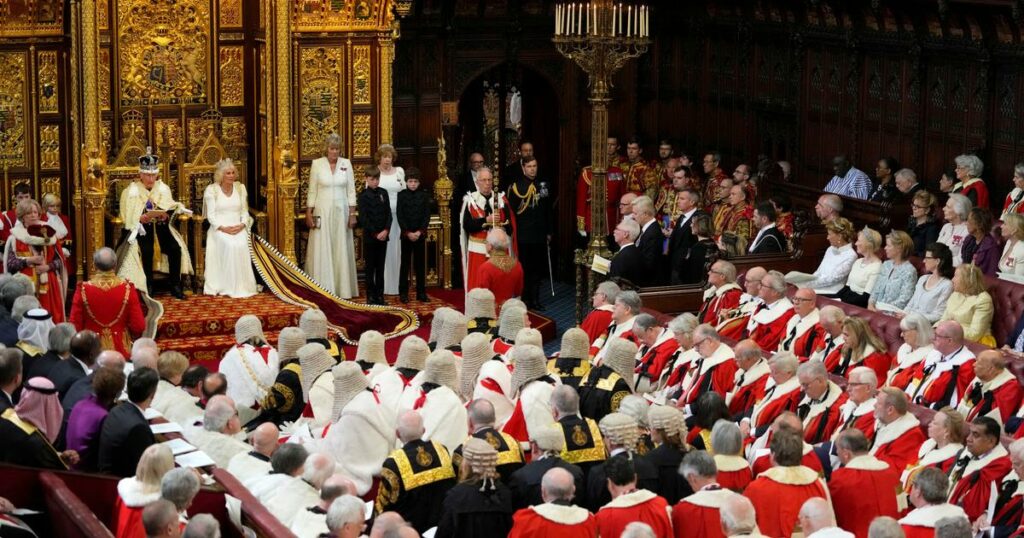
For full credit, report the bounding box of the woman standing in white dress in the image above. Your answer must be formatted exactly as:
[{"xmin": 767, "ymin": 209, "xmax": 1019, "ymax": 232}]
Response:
[
  {"xmin": 305, "ymin": 134, "xmax": 358, "ymax": 299},
  {"xmin": 376, "ymin": 144, "xmax": 405, "ymax": 296},
  {"xmin": 203, "ymin": 159, "xmax": 258, "ymax": 298}
]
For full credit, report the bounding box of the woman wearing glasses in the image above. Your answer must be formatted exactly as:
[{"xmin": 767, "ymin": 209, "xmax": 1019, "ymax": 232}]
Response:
[{"xmin": 906, "ymin": 190, "xmax": 940, "ymax": 257}]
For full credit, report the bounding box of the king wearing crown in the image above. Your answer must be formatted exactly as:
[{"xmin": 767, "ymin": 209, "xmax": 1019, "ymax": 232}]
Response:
[{"xmin": 115, "ymin": 149, "xmax": 193, "ymax": 299}]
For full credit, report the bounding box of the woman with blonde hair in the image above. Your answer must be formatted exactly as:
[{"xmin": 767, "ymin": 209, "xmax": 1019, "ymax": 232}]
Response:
[
  {"xmin": 836, "ymin": 227, "xmax": 883, "ymax": 308},
  {"xmin": 112, "ymin": 443, "xmax": 175, "ymax": 538},
  {"xmin": 4, "ymin": 198, "xmax": 67, "ymax": 322},
  {"xmin": 828, "ymin": 317, "xmax": 891, "ymax": 381},
  {"xmin": 203, "ymin": 158, "xmax": 257, "ymax": 298},
  {"xmin": 375, "ymin": 143, "xmax": 405, "ymax": 296},
  {"xmin": 939, "ymin": 263, "xmax": 995, "ymax": 346},
  {"xmin": 998, "ymin": 213, "xmax": 1024, "ymax": 277},
  {"xmin": 305, "ymin": 133, "xmax": 357, "ymax": 298},
  {"xmin": 785, "ymin": 217, "xmax": 857, "ymax": 295},
  {"xmin": 901, "ymin": 408, "xmax": 966, "ymax": 491},
  {"xmin": 868, "ymin": 230, "xmax": 917, "ymax": 313}
]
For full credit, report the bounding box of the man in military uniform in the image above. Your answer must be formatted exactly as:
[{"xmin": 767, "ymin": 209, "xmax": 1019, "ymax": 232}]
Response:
[
  {"xmin": 116, "ymin": 149, "xmax": 193, "ymax": 299},
  {"xmin": 622, "ymin": 137, "xmax": 658, "ymax": 199},
  {"xmin": 701, "ymin": 151, "xmax": 730, "ymax": 207},
  {"xmin": 246, "ymin": 327, "xmax": 306, "ymax": 430},
  {"xmin": 575, "ymin": 137, "xmax": 626, "ymax": 241},
  {"xmin": 69, "ymin": 247, "xmax": 146, "ymax": 357},
  {"xmin": 550, "ymin": 385, "xmax": 606, "ymax": 477},
  {"xmin": 375, "ymin": 410, "xmax": 457, "ymax": 533},
  {"xmin": 579, "ymin": 338, "xmax": 636, "ymax": 420},
  {"xmin": 506, "ymin": 156, "xmax": 550, "ymax": 310},
  {"xmin": 452, "ymin": 399, "xmax": 524, "ymax": 482}
]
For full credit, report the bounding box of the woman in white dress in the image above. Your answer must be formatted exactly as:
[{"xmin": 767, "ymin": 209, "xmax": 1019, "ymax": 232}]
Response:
[
  {"xmin": 375, "ymin": 144, "xmax": 405, "ymax": 296},
  {"xmin": 305, "ymin": 134, "xmax": 358, "ymax": 299},
  {"xmin": 203, "ymin": 159, "xmax": 258, "ymax": 298}
]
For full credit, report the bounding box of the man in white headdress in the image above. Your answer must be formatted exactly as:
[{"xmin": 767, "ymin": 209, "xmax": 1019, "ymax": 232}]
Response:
[
  {"xmin": 218, "ymin": 315, "xmax": 280, "ymax": 414},
  {"xmin": 353, "ymin": 330, "xmax": 388, "ymax": 382},
  {"xmin": 493, "ymin": 302, "xmax": 529, "ymax": 360},
  {"xmin": 15, "ymin": 308, "xmax": 54, "ymax": 368},
  {"xmin": 374, "ymin": 335, "xmax": 430, "ymax": 416},
  {"xmin": 398, "ymin": 349, "xmax": 467, "ymax": 453},
  {"xmin": 319, "ymin": 362, "xmax": 395, "ymax": 495},
  {"xmin": 298, "ymin": 342, "xmax": 337, "ymax": 429},
  {"xmin": 465, "ymin": 288, "xmax": 498, "ymax": 338},
  {"xmin": 503, "ymin": 343, "xmax": 562, "ymax": 450}
]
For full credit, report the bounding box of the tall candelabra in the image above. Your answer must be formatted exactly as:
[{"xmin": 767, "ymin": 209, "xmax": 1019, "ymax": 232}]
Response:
[{"xmin": 553, "ymin": 1, "xmax": 650, "ymax": 321}]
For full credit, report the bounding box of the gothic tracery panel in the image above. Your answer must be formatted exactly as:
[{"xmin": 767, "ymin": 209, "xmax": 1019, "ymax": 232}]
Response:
[
  {"xmin": 299, "ymin": 46, "xmax": 344, "ymax": 159},
  {"xmin": 0, "ymin": 52, "xmax": 28, "ymax": 168}
]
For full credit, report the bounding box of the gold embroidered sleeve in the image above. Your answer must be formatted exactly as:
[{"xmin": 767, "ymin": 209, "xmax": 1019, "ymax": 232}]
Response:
[{"xmin": 610, "ymin": 390, "xmax": 629, "ymax": 412}]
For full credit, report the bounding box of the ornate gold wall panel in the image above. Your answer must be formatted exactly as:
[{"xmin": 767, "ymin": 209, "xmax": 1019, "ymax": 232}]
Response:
[
  {"xmin": 294, "ymin": 0, "xmax": 395, "ymax": 31},
  {"xmin": 98, "ymin": 49, "xmax": 111, "ymax": 110},
  {"xmin": 101, "ymin": 120, "xmax": 113, "ymax": 155},
  {"xmin": 299, "ymin": 46, "xmax": 344, "ymax": 160},
  {"xmin": 0, "ymin": 52, "xmax": 28, "ymax": 168},
  {"xmin": 219, "ymin": 0, "xmax": 242, "ymax": 27},
  {"xmin": 353, "ymin": 46, "xmax": 372, "ymax": 105},
  {"xmin": 117, "ymin": 0, "xmax": 210, "ymax": 106},
  {"xmin": 222, "ymin": 117, "xmax": 247, "ymax": 156},
  {"xmin": 98, "ymin": 0, "xmax": 109, "ymax": 30},
  {"xmin": 219, "ymin": 46, "xmax": 245, "ymax": 107},
  {"xmin": 0, "ymin": 0, "xmax": 63, "ymax": 37},
  {"xmin": 42, "ymin": 178, "xmax": 61, "ymax": 196},
  {"xmin": 154, "ymin": 119, "xmax": 183, "ymax": 149},
  {"xmin": 353, "ymin": 114, "xmax": 372, "ymax": 157},
  {"xmin": 37, "ymin": 51, "xmax": 59, "ymax": 114},
  {"xmin": 39, "ymin": 125, "xmax": 61, "ymax": 170}
]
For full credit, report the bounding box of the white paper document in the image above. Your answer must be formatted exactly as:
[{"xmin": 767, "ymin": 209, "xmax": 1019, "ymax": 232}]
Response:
[
  {"xmin": 143, "ymin": 408, "xmax": 164, "ymax": 420},
  {"xmin": 160, "ymin": 438, "xmax": 197, "ymax": 455},
  {"xmin": 176, "ymin": 450, "xmax": 216, "ymax": 468},
  {"xmin": 150, "ymin": 422, "xmax": 184, "ymax": 435}
]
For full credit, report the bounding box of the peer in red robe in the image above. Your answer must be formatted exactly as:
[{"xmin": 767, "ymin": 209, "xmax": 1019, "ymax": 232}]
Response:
[
  {"xmin": 799, "ymin": 380, "xmax": 847, "ymax": 444},
  {"xmin": 908, "ymin": 346, "xmax": 976, "ymax": 409},
  {"xmin": 778, "ymin": 309, "xmax": 825, "ymax": 361},
  {"xmin": 958, "ymin": 366, "xmax": 1023, "ymax": 427},
  {"xmin": 743, "ymin": 465, "xmax": 830, "ymax": 538},
  {"xmin": 699, "ymin": 283, "xmax": 742, "ymax": 326},
  {"xmin": 871, "ymin": 411, "xmax": 928, "ymax": 474},
  {"xmin": 69, "ymin": 270, "xmax": 146, "ymax": 357},
  {"xmin": 746, "ymin": 298, "xmax": 796, "ymax": 352},
  {"xmin": 580, "ymin": 304, "xmax": 614, "ymax": 346},
  {"xmin": 726, "ymin": 358, "xmax": 769, "ymax": 418},
  {"xmin": 635, "ymin": 328, "xmax": 680, "ymax": 391},
  {"xmin": 508, "ymin": 503, "xmax": 597, "ymax": 538},
  {"xmin": 673, "ymin": 485, "xmax": 736, "ymax": 538},
  {"xmin": 830, "ymin": 454, "xmax": 901, "ymax": 538},
  {"xmin": 680, "ymin": 342, "xmax": 737, "ymax": 406},
  {"xmin": 750, "ymin": 440, "xmax": 824, "ymax": 477},
  {"xmin": 832, "ymin": 398, "xmax": 877, "ymax": 443},
  {"xmin": 949, "ymin": 443, "xmax": 1013, "ymax": 521},
  {"xmin": 596, "ymin": 490, "xmax": 672, "ymax": 538},
  {"xmin": 717, "ymin": 293, "xmax": 761, "ymax": 342},
  {"xmin": 475, "ymin": 250, "xmax": 523, "ymax": 307},
  {"xmin": 899, "ymin": 503, "xmax": 969, "ymax": 538},
  {"xmin": 746, "ymin": 377, "xmax": 801, "ymax": 438},
  {"xmin": 714, "ymin": 455, "xmax": 753, "ymax": 493}
]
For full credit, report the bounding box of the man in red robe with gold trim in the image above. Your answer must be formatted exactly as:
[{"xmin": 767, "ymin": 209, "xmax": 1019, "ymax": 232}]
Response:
[
  {"xmin": 621, "ymin": 137, "xmax": 658, "ymax": 198},
  {"xmin": 461, "ymin": 167, "xmax": 514, "ymax": 291},
  {"xmin": 674, "ymin": 450, "xmax": 738, "ymax": 538},
  {"xmin": 777, "ymin": 289, "xmax": 826, "ymax": 361},
  {"xmin": 957, "ymin": 350, "xmax": 1023, "ymax": 427},
  {"xmin": 796, "ymin": 360, "xmax": 846, "ymax": 444},
  {"xmin": 830, "ymin": 429, "xmax": 900, "ymax": 538},
  {"xmin": 701, "ymin": 151, "xmax": 730, "ymax": 210},
  {"xmin": 575, "ymin": 137, "xmax": 626, "ymax": 239},
  {"xmin": 699, "ymin": 260, "xmax": 743, "ymax": 326},
  {"xmin": 69, "ymin": 247, "xmax": 146, "ymax": 358},
  {"xmin": 948, "ymin": 417, "xmax": 1013, "ymax": 522},
  {"xmin": 743, "ymin": 428, "xmax": 830, "ymax": 538},
  {"xmin": 717, "ymin": 266, "xmax": 765, "ymax": 341},
  {"xmin": 870, "ymin": 388, "xmax": 927, "ymax": 473},
  {"xmin": 509, "ymin": 467, "xmax": 597, "ymax": 538},
  {"xmin": 745, "ymin": 271, "xmax": 796, "ymax": 352},
  {"xmin": 726, "ymin": 340, "xmax": 769, "ymax": 418},
  {"xmin": 474, "ymin": 229, "xmax": 524, "ymax": 307}
]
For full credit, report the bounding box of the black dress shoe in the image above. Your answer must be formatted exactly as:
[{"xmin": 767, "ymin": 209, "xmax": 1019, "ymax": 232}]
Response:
[
  {"xmin": 416, "ymin": 292, "xmax": 429, "ymax": 302},
  {"xmin": 399, "ymin": 294, "xmax": 409, "ymax": 303},
  {"xmin": 171, "ymin": 286, "xmax": 186, "ymax": 300}
]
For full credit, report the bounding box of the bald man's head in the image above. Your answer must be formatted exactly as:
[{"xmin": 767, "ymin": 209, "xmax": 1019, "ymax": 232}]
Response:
[
  {"xmin": 396, "ymin": 410, "xmax": 425, "ymax": 444},
  {"xmin": 798, "ymin": 497, "xmax": 836, "ymax": 536},
  {"xmin": 934, "ymin": 321, "xmax": 965, "ymax": 354},
  {"xmin": 131, "ymin": 348, "xmax": 158, "ymax": 371},
  {"xmin": 468, "ymin": 399, "xmax": 496, "ymax": 430},
  {"xmin": 96, "ymin": 350, "xmax": 126, "ymax": 371},
  {"xmin": 541, "ymin": 467, "xmax": 576, "ymax": 503},
  {"xmin": 734, "ymin": 339, "xmax": 762, "ymax": 370},
  {"xmin": 319, "ymin": 474, "xmax": 357, "ymax": 510},
  {"xmin": 251, "ymin": 422, "xmax": 279, "ymax": 457},
  {"xmin": 371, "ymin": 512, "xmax": 412, "ymax": 538},
  {"xmin": 772, "ymin": 411, "xmax": 804, "ymax": 434},
  {"xmin": 720, "ymin": 494, "xmax": 758, "ymax": 536}
]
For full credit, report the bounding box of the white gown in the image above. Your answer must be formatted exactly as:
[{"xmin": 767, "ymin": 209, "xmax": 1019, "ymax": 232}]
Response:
[
  {"xmin": 379, "ymin": 166, "xmax": 405, "ymax": 295},
  {"xmin": 203, "ymin": 183, "xmax": 258, "ymax": 298},
  {"xmin": 305, "ymin": 156, "xmax": 358, "ymax": 298}
]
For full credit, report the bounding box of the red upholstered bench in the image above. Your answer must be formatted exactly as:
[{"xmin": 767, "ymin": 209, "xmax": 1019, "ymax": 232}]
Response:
[{"xmin": 38, "ymin": 471, "xmax": 114, "ymax": 538}]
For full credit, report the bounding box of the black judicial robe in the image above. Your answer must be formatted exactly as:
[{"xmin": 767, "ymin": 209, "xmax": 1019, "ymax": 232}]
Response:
[
  {"xmin": 578, "ymin": 365, "xmax": 631, "ymax": 420},
  {"xmin": 0, "ymin": 409, "xmax": 66, "ymax": 470},
  {"xmin": 548, "ymin": 355, "xmax": 591, "ymax": 390},
  {"xmin": 246, "ymin": 362, "xmax": 304, "ymax": 430},
  {"xmin": 556, "ymin": 414, "xmax": 606, "ymax": 477},
  {"xmin": 645, "ymin": 443, "xmax": 694, "ymax": 505},
  {"xmin": 466, "ymin": 317, "xmax": 497, "ymax": 338},
  {"xmin": 307, "ymin": 337, "xmax": 345, "ymax": 363},
  {"xmin": 507, "ymin": 456, "xmax": 585, "ymax": 510},
  {"xmin": 584, "ymin": 452, "xmax": 659, "ymax": 512},
  {"xmin": 435, "ymin": 481, "xmax": 514, "ymax": 538},
  {"xmin": 452, "ymin": 427, "xmax": 524, "ymax": 483},
  {"xmin": 375, "ymin": 439, "xmax": 457, "ymax": 533}
]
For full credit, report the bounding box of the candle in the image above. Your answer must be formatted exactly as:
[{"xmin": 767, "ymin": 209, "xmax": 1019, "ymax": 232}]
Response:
[
  {"xmin": 593, "ymin": 4, "xmax": 597, "ymax": 35},
  {"xmin": 627, "ymin": 5, "xmax": 632, "ymax": 37},
  {"xmin": 555, "ymin": 4, "xmax": 560, "ymax": 35},
  {"xmin": 577, "ymin": 3, "xmax": 582, "ymax": 34},
  {"xmin": 611, "ymin": 5, "xmax": 616, "ymax": 36},
  {"xmin": 568, "ymin": 4, "xmax": 574, "ymax": 35},
  {"xmin": 644, "ymin": 6, "xmax": 649, "ymax": 37}
]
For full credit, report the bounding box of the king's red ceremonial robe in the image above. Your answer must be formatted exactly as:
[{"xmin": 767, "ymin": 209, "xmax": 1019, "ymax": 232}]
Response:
[
  {"xmin": 743, "ymin": 466, "xmax": 830, "ymax": 538},
  {"xmin": 830, "ymin": 455, "xmax": 901, "ymax": 538},
  {"xmin": 70, "ymin": 271, "xmax": 146, "ymax": 357}
]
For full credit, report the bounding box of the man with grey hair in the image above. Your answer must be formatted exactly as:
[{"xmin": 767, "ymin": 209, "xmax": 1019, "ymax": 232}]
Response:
[
  {"xmin": 795, "ymin": 359, "xmax": 844, "ymax": 444},
  {"xmin": 726, "ymin": 339, "xmax": 770, "ymax": 417},
  {"xmin": 833, "ymin": 366, "xmax": 878, "ymax": 441},
  {"xmin": 609, "ymin": 218, "xmax": 645, "ymax": 285},
  {"xmin": 160, "ymin": 467, "xmax": 201, "ymax": 523},
  {"xmin": 742, "ymin": 352, "xmax": 802, "ymax": 439},
  {"xmin": 747, "ymin": 270, "xmax": 795, "ymax": 352},
  {"xmin": 900, "ymin": 467, "xmax": 968, "ymax": 536},
  {"xmin": 631, "ymin": 196, "xmax": 662, "ymax": 284},
  {"xmin": 935, "ymin": 517, "xmax": 972, "ymax": 538},
  {"xmin": 581, "ymin": 280, "xmax": 620, "ymax": 344},
  {"xmin": 829, "ymin": 429, "xmax": 900, "ymax": 536},
  {"xmin": 182, "ymin": 514, "xmax": 220, "ymax": 538},
  {"xmin": 325, "ymin": 494, "xmax": 367, "ymax": 538},
  {"xmin": 550, "ymin": 385, "xmax": 607, "ymax": 477},
  {"xmin": 810, "ymin": 305, "xmax": 847, "ymax": 363},
  {"xmin": 698, "ymin": 259, "xmax": 742, "ymax": 326},
  {"xmin": 894, "ymin": 168, "xmax": 922, "ymax": 196},
  {"xmin": 508, "ymin": 467, "xmax": 597, "ymax": 535},
  {"xmin": 183, "ymin": 394, "xmax": 249, "ymax": 468},
  {"xmin": 289, "ymin": 474, "xmax": 357, "ymax": 537},
  {"xmin": 477, "ymin": 227, "xmax": 524, "ymax": 308},
  {"xmin": 592, "ymin": 290, "xmax": 642, "ymax": 364},
  {"xmin": 70, "ymin": 247, "xmax": 146, "ymax": 357},
  {"xmin": 622, "ymin": 522, "xmax": 657, "ymax": 538},
  {"xmin": 798, "ymin": 497, "xmax": 850, "ymax": 538},
  {"xmin": 674, "ymin": 450, "xmax": 738, "ymax": 534},
  {"xmin": 679, "ymin": 324, "xmax": 737, "ymax": 406},
  {"xmin": 453, "ymin": 399, "xmax": 524, "ymax": 482},
  {"xmin": 815, "ymin": 193, "xmax": 844, "ymax": 224},
  {"xmin": 658, "ymin": 313, "xmax": 699, "ymax": 396},
  {"xmin": 719, "ymin": 494, "xmax": 759, "ymax": 537},
  {"xmin": 461, "ymin": 165, "xmax": 513, "ymax": 291},
  {"xmin": 634, "ymin": 313, "xmax": 679, "ymax": 393},
  {"xmin": 868, "ymin": 517, "xmax": 905, "ymax": 538},
  {"xmin": 260, "ymin": 452, "xmax": 335, "ymax": 528}
]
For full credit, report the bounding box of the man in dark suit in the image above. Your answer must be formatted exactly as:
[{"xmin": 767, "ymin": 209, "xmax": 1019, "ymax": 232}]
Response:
[
  {"xmin": 507, "ymin": 421, "xmax": 584, "ymax": 510},
  {"xmin": 608, "ymin": 219, "xmax": 645, "ymax": 287},
  {"xmin": 0, "ymin": 348, "xmax": 22, "ymax": 414},
  {"xmin": 748, "ymin": 202, "xmax": 788, "ymax": 254},
  {"xmin": 666, "ymin": 188, "xmax": 708, "ymax": 284},
  {"xmin": 631, "ymin": 195, "xmax": 664, "ymax": 286},
  {"xmin": 49, "ymin": 330, "xmax": 101, "ymax": 399},
  {"xmin": 0, "ymin": 277, "xmax": 35, "ymax": 347},
  {"xmin": 98, "ymin": 366, "xmax": 158, "ymax": 477},
  {"xmin": 502, "ymin": 140, "xmax": 534, "ymax": 185},
  {"xmin": 24, "ymin": 323, "xmax": 74, "ymax": 382}
]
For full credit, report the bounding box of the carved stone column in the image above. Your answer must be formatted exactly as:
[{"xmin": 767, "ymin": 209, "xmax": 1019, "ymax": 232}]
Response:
[
  {"xmin": 79, "ymin": 0, "xmax": 106, "ymax": 276},
  {"xmin": 270, "ymin": 0, "xmax": 297, "ymax": 261}
]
